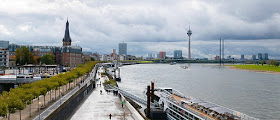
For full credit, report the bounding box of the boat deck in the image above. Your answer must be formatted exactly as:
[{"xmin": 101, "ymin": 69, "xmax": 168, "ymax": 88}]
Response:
[{"xmin": 171, "ymin": 94, "xmax": 218, "ymax": 120}]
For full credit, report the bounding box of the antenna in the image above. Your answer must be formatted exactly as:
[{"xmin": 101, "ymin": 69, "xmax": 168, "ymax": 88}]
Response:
[{"xmin": 189, "ymin": 22, "xmax": 190, "ymax": 30}]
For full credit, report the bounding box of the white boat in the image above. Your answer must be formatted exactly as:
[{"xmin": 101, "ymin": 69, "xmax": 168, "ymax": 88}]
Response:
[
  {"xmin": 180, "ymin": 65, "xmax": 188, "ymax": 69},
  {"xmin": 154, "ymin": 88, "xmax": 258, "ymax": 120}
]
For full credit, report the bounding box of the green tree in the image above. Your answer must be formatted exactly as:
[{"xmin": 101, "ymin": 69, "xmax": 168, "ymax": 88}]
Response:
[
  {"xmin": 41, "ymin": 53, "xmax": 55, "ymax": 65},
  {"xmin": 0, "ymin": 96, "xmax": 8, "ymax": 117},
  {"xmin": 261, "ymin": 60, "xmax": 265, "ymax": 66},
  {"xmin": 91, "ymin": 57, "xmax": 95, "ymax": 61},
  {"xmin": 15, "ymin": 46, "xmax": 34, "ymax": 65}
]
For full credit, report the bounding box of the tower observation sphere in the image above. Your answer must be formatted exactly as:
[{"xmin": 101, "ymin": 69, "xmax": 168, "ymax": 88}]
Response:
[{"xmin": 187, "ymin": 29, "xmax": 192, "ymax": 37}]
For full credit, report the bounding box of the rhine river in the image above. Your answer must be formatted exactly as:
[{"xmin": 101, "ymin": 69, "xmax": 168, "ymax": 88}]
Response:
[{"xmin": 117, "ymin": 63, "xmax": 280, "ymax": 120}]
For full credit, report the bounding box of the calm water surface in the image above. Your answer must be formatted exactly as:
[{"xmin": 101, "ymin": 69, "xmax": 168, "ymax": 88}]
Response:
[{"xmin": 117, "ymin": 63, "xmax": 280, "ymax": 120}]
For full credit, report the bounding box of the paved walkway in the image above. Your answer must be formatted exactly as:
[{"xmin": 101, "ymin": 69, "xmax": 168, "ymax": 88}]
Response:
[
  {"xmin": 71, "ymin": 67, "xmax": 134, "ymax": 120},
  {"xmin": 0, "ymin": 73, "xmax": 88, "ymax": 120}
]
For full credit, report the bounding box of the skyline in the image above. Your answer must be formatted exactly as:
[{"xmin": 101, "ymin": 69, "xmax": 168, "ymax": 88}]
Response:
[{"xmin": 0, "ymin": 0, "xmax": 280, "ymax": 58}]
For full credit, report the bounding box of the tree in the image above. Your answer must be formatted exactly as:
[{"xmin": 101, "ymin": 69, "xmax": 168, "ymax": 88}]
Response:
[
  {"xmin": 15, "ymin": 46, "xmax": 34, "ymax": 65},
  {"xmin": 0, "ymin": 96, "xmax": 8, "ymax": 117},
  {"xmin": 41, "ymin": 53, "xmax": 55, "ymax": 65},
  {"xmin": 267, "ymin": 60, "xmax": 272, "ymax": 66},
  {"xmin": 91, "ymin": 57, "xmax": 95, "ymax": 61},
  {"xmin": 275, "ymin": 62, "xmax": 279, "ymax": 67},
  {"xmin": 261, "ymin": 60, "xmax": 265, "ymax": 66}
]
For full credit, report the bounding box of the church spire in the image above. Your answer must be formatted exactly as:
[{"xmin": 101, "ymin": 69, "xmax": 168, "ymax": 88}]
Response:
[{"xmin": 63, "ymin": 19, "xmax": 71, "ymax": 46}]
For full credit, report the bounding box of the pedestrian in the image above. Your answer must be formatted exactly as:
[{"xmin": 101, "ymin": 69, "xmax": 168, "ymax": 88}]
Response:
[
  {"xmin": 121, "ymin": 101, "xmax": 124, "ymax": 108},
  {"xmin": 100, "ymin": 90, "xmax": 102, "ymax": 94},
  {"xmin": 109, "ymin": 113, "xmax": 112, "ymax": 119}
]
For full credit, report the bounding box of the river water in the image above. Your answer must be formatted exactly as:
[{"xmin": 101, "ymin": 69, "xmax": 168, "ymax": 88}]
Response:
[{"xmin": 117, "ymin": 63, "xmax": 280, "ymax": 120}]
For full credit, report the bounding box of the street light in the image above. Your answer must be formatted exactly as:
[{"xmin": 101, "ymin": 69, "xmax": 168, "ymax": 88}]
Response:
[
  {"xmin": 38, "ymin": 102, "xmax": 42, "ymax": 120},
  {"xmin": 60, "ymin": 90, "xmax": 63, "ymax": 104}
]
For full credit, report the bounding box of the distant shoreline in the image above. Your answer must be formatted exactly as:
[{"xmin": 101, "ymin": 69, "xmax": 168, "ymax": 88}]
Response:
[{"xmin": 226, "ymin": 65, "xmax": 280, "ymax": 75}]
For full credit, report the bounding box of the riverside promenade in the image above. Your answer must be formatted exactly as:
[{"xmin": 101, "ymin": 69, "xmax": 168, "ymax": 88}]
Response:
[
  {"xmin": 70, "ymin": 67, "xmax": 135, "ymax": 120},
  {"xmin": 32, "ymin": 67, "xmax": 97, "ymax": 120},
  {"xmin": 0, "ymin": 72, "xmax": 89, "ymax": 120}
]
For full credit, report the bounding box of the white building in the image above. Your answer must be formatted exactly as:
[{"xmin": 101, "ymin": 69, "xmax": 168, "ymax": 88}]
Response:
[
  {"xmin": 101, "ymin": 54, "xmax": 108, "ymax": 61},
  {"xmin": 119, "ymin": 54, "xmax": 126, "ymax": 61}
]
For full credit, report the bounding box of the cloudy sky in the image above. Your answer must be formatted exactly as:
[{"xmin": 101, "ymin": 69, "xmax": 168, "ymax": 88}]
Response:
[{"xmin": 0, "ymin": 0, "xmax": 280, "ymax": 59}]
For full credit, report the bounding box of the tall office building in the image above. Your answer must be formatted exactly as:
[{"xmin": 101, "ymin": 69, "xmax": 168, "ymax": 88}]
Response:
[
  {"xmin": 174, "ymin": 50, "xmax": 183, "ymax": 59},
  {"xmin": 147, "ymin": 54, "xmax": 153, "ymax": 59},
  {"xmin": 241, "ymin": 54, "xmax": 244, "ymax": 60},
  {"xmin": 263, "ymin": 53, "xmax": 269, "ymax": 60},
  {"xmin": 119, "ymin": 42, "xmax": 127, "ymax": 55},
  {"xmin": 258, "ymin": 53, "xmax": 262, "ymax": 60},
  {"xmin": 159, "ymin": 51, "xmax": 166, "ymax": 59},
  {"xmin": 0, "ymin": 40, "xmax": 9, "ymax": 49},
  {"xmin": 252, "ymin": 55, "xmax": 256, "ymax": 60},
  {"xmin": 112, "ymin": 49, "xmax": 116, "ymax": 54}
]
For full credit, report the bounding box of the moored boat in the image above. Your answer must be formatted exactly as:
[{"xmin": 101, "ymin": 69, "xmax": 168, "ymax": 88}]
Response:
[{"xmin": 153, "ymin": 88, "xmax": 258, "ymax": 120}]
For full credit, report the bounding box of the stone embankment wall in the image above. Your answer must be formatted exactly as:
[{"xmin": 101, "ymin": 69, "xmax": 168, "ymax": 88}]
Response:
[
  {"xmin": 45, "ymin": 80, "xmax": 96, "ymax": 120},
  {"xmin": 119, "ymin": 93, "xmax": 144, "ymax": 120}
]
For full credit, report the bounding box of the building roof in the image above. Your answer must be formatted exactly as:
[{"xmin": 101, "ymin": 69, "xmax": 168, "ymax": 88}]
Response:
[
  {"xmin": 63, "ymin": 20, "xmax": 72, "ymax": 42},
  {"xmin": 60, "ymin": 46, "xmax": 82, "ymax": 54}
]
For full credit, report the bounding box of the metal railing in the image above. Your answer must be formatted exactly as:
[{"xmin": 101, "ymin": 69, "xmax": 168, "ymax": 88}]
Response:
[{"xmin": 111, "ymin": 86, "xmax": 153, "ymax": 106}]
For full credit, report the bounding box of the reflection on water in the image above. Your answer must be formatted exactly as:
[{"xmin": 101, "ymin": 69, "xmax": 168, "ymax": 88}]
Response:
[{"xmin": 117, "ymin": 63, "xmax": 280, "ymax": 120}]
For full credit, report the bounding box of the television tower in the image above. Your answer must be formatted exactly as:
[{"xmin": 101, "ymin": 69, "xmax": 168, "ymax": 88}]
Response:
[{"xmin": 187, "ymin": 23, "xmax": 192, "ymax": 59}]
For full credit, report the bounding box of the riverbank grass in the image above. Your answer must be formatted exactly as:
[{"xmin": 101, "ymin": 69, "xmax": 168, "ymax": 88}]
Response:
[
  {"xmin": 138, "ymin": 61, "xmax": 153, "ymax": 63},
  {"xmin": 233, "ymin": 64, "xmax": 280, "ymax": 72}
]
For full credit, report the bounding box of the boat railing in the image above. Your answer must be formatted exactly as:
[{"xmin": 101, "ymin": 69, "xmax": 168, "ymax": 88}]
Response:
[
  {"xmin": 172, "ymin": 89, "xmax": 187, "ymax": 98},
  {"xmin": 203, "ymin": 100, "xmax": 259, "ymax": 120},
  {"xmin": 231, "ymin": 111, "xmax": 259, "ymax": 120},
  {"xmin": 162, "ymin": 97, "xmax": 206, "ymax": 120},
  {"xmin": 111, "ymin": 86, "xmax": 156, "ymax": 106}
]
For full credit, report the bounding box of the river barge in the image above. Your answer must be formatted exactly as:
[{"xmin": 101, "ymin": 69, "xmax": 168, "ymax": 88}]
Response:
[{"xmin": 153, "ymin": 88, "xmax": 258, "ymax": 120}]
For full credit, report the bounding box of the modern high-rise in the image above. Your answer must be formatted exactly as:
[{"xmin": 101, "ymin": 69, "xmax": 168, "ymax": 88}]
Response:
[
  {"xmin": 258, "ymin": 53, "xmax": 262, "ymax": 60},
  {"xmin": 159, "ymin": 51, "xmax": 166, "ymax": 59},
  {"xmin": 0, "ymin": 40, "xmax": 9, "ymax": 49},
  {"xmin": 147, "ymin": 54, "xmax": 153, "ymax": 59},
  {"xmin": 174, "ymin": 50, "xmax": 183, "ymax": 59},
  {"xmin": 263, "ymin": 53, "xmax": 269, "ymax": 60},
  {"xmin": 119, "ymin": 42, "xmax": 127, "ymax": 55},
  {"xmin": 112, "ymin": 49, "xmax": 116, "ymax": 54},
  {"xmin": 241, "ymin": 54, "xmax": 244, "ymax": 60},
  {"xmin": 252, "ymin": 55, "xmax": 256, "ymax": 60}
]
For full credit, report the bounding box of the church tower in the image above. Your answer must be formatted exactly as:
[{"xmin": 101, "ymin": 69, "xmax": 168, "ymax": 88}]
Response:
[{"xmin": 63, "ymin": 19, "xmax": 72, "ymax": 46}]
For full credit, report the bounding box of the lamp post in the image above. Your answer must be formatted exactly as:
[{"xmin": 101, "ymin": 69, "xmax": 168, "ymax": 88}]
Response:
[
  {"xmin": 60, "ymin": 89, "xmax": 63, "ymax": 104},
  {"xmin": 38, "ymin": 102, "xmax": 41, "ymax": 120}
]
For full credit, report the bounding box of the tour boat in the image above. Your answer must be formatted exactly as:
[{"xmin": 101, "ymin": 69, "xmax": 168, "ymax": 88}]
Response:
[{"xmin": 153, "ymin": 88, "xmax": 258, "ymax": 120}]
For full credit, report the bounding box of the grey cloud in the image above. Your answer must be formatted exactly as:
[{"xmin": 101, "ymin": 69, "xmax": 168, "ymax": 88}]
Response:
[{"xmin": 0, "ymin": 0, "xmax": 279, "ymax": 58}]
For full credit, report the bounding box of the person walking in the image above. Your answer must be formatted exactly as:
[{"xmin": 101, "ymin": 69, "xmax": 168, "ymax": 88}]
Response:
[
  {"xmin": 109, "ymin": 113, "xmax": 112, "ymax": 119},
  {"xmin": 121, "ymin": 101, "xmax": 124, "ymax": 108}
]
